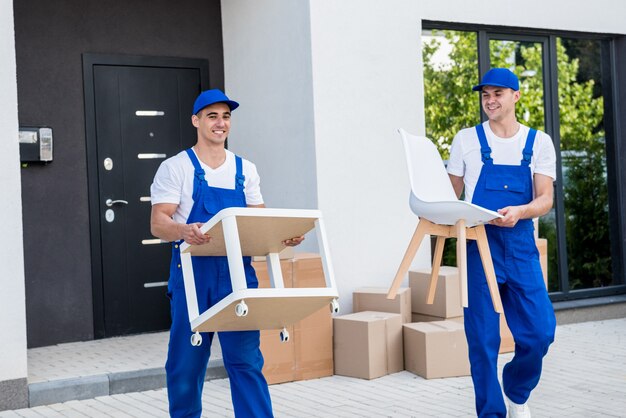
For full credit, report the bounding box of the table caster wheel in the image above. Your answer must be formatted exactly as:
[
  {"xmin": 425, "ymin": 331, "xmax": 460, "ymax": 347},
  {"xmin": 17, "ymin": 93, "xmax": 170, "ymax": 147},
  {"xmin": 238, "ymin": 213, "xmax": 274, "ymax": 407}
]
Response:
[
  {"xmin": 280, "ymin": 328, "xmax": 290, "ymax": 343},
  {"xmin": 330, "ymin": 298, "xmax": 340, "ymax": 314},
  {"xmin": 190, "ymin": 331, "xmax": 202, "ymax": 346},
  {"xmin": 235, "ymin": 300, "xmax": 249, "ymax": 317}
]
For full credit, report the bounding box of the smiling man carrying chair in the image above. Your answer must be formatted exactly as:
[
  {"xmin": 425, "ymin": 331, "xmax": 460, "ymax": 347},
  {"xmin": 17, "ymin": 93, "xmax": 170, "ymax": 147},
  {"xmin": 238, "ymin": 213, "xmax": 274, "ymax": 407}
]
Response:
[{"xmin": 447, "ymin": 68, "xmax": 557, "ymax": 418}]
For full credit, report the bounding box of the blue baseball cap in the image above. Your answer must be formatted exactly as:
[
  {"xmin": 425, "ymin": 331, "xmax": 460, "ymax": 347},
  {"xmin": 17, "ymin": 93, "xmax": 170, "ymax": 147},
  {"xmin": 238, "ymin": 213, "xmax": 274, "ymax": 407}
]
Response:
[
  {"xmin": 192, "ymin": 89, "xmax": 239, "ymax": 115},
  {"xmin": 472, "ymin": 68, "xmax": 519, "ymax": 92}
]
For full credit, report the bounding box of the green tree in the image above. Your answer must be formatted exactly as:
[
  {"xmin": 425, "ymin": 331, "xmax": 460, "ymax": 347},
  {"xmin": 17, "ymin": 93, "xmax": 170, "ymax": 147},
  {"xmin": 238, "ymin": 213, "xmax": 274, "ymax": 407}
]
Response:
[{"xmin": 422, "ymin": 31, "xmax": 480, "ymax": 159}]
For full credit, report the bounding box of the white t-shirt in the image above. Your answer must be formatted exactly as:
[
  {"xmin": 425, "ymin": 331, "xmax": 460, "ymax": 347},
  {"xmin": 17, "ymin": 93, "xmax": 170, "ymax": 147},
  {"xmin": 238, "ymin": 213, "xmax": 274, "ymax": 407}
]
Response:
[
  {"xmin": 151, "ymin": 149, "xmax": 263, "ymax": 223},
  {"xmin": 447, "ymin": 121, "xmax": 556, "ymax": 203}
]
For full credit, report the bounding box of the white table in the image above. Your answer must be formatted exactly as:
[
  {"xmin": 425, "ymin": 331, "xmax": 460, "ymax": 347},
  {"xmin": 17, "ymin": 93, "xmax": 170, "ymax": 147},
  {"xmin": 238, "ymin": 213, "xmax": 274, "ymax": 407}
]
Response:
[{"xmin": 179, "ymin": 207, "xmax": 339, "ymax": 344}]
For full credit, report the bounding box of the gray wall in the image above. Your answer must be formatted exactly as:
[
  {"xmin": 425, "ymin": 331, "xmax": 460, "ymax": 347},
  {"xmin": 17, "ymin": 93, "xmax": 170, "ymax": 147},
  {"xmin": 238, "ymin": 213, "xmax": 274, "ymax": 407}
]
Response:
[{"xmin": 14, "ymin": 0, "xmax": 225, "ymax": 347}]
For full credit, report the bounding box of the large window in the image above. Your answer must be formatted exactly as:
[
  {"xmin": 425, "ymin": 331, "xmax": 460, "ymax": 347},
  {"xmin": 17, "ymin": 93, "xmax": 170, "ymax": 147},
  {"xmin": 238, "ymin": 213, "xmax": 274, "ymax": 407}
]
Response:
[{"xmin": 422, "ymin": 23, "xmax": 624, "ymax": 300}]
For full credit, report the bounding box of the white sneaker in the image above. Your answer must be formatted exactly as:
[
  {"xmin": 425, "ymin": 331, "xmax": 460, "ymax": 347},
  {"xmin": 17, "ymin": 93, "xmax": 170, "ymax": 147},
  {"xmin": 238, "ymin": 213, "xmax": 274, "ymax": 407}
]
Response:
[{"xmin": 506, "ymin": 396, "xmax": 531, "ymax": 418}]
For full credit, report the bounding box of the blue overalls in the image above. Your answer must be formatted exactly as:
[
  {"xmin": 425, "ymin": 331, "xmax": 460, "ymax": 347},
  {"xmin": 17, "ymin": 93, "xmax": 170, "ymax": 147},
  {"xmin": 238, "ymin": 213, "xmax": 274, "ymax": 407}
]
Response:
[
  {"xmin": 464, "ymin": 125, "xmax": 556, "ymax": 418},
  {"xmin": 165, "ymin": 149, "xmax": 273, "ymax": 418}
]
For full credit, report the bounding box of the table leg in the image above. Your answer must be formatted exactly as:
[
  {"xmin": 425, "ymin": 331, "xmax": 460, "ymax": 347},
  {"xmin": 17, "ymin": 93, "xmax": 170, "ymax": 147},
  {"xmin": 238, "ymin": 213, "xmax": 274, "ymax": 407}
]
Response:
[
  {"xmin": 267, "ymin": 252, "xmax": 285, "ymax": 289},
  {"xmin": 180, "ymin": 251, "xmax": 200, "ymax": 324},
  {"xmin": 315, "ymin": 218, "xmax": 338, "ymax": 290},
  {"xmin": 222, "ymin": 216, "xmax": 248, "ymax": 292}
]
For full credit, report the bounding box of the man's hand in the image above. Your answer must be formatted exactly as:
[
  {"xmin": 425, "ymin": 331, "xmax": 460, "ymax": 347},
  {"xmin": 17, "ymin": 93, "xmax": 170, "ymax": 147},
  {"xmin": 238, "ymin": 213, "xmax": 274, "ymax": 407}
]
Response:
[
  {"xmin": 490, "ymin": 206, "xmax": 525, "ymax": 228},
  {"xmin": 181, "ymin": 222, "xmax": 212, "ymax": 246},
  {"xmin": 282, "ymin": 236, "xmax": 305, "ymax": 247}
]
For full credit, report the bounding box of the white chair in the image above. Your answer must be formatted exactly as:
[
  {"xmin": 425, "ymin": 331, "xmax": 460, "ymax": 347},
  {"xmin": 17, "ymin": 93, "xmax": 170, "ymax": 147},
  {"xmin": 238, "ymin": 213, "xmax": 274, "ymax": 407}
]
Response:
[{"xmin": 386, "ymin": 129, "xmax": 504, "ymax": 313}]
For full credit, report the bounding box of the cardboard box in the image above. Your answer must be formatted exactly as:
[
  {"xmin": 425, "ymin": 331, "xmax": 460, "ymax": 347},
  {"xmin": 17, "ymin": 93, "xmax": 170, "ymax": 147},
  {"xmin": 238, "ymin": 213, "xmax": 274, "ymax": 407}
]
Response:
[
  {"xmin": 333, "ymin": 311, "xmax": 403, "ymax": 380},
  {"xmin": 259, "ymin": 327, "xmax": 296, "ymax": 384},
  {"xmin": 293, "ymin": 254, "xmax": 333, "ymax": 380},
  {"xmin": 292, "ymin": 253, "xmax": 328, "ymax": 287},
  {"xmin": 255, "ymin": 253, "xmax": 333, "ymax": 384},
  {"xmin": 294, "ymin": 306, "xmax": 333, "ymax": 380},
  {"xmin": 411, "ymin": 312, "xmax": 463, "ymax": 324},
  {"xmin": 252, "ymin": 258, "xmax": 293, "ymax": 289},
  {"xmin": 403, "ymin": 320, "xmax": 470, "ymax": 379},
  {"xmin": 410, "ymin": 313, "xmax": 511, "ymax": 354},
  {"xmin": 254, "ymin": 258, "xmax": 295, "ymax": 383},
  {"xmin": 353, "ymin": 287, "xmax": 412, "ymax": 324},
  {"xmin": 409, "ymin": 266, "xmax": 463, "ymax": 318},
  {"xmin": 252, "ymin": 246, "xmax": 295, "ymax": 262}
]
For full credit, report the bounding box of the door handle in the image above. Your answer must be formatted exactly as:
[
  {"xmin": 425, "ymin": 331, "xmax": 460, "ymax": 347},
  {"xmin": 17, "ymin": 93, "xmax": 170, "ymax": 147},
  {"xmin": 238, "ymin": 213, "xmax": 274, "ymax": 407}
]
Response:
[{"xmin": 105, "ymin": 199, "xmax": 129, "ymax": 207}]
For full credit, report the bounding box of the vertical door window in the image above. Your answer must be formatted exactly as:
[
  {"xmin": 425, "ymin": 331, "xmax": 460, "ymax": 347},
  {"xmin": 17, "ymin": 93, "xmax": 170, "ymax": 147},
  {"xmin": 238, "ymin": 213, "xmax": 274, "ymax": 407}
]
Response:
[
  {"xmin": 489, "ymin": 39, "xmax": 545, "ymax": 131},
  {"xmin": 489, "ymin": 37, "xmax": 561, "ymax": 291},
  {"xmin": 556, "ymin": 37, "xmax": 612, "ymax": 290}
]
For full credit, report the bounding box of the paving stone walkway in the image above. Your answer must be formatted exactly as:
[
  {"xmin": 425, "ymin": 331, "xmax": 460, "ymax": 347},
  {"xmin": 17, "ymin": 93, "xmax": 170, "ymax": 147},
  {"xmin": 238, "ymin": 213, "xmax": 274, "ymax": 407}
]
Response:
[{"xmin": 2, "ymin": 318, "xmax": 624, "ymax": 417}]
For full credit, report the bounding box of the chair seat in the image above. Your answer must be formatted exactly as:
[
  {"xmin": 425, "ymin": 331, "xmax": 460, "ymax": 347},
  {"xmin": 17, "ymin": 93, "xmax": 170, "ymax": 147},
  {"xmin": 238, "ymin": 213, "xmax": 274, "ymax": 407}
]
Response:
[{"xmin": 410, "ymin": 193, "xmax": 502, "ymax": 227}]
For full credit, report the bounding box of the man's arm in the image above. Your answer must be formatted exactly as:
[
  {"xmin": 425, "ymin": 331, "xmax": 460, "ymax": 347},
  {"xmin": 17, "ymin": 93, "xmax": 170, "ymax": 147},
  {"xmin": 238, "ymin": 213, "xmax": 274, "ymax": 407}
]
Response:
[
  {"xmin": 150, "ymin": 203, "xmax": 211, "ymax": 246},
  {"xmin": 449, "ymin": 174, "xmax": 465, "ymax": 199},
  {"xmin": 490, "ymin": 173, "xmax": 554, "ymax": 228}
]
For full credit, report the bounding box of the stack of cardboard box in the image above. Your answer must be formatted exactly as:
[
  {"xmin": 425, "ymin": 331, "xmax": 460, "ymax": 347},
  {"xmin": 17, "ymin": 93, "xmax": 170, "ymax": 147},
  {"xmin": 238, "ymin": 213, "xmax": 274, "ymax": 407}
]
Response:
[
  {"xmin": 253, "ymin": 253, "xmax": 333, "ymax": 385},
  {"xmin": 409, "ymin": 238, "xmax": 548, "ymax": 356},
  {"xmin": 410, "ymin": 267, "xmax": 515, "ymax": 355},
  {"xmin": 260, "ymin": 240, "xmax": 547, "ymax": 382},
  {"xmin": 405, "ymin": 267, "xmax": 471, "ymax": 378},
  {"xmin": 409, "ymin": 266, "xmax": 463, "ymax": 323},
  {"xmin": 331, "ymin": 288, "xmax": 409, "ymax": 379},
  {"xmin": 337, "ymin": 281, "xmax": 468, "ymax": 380}
]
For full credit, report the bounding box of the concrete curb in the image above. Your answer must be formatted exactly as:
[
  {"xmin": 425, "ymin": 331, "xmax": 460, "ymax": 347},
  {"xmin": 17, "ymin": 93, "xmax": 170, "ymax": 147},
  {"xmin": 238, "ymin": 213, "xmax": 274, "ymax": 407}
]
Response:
[
  {"xmin": 29, "ymin": 375, "xmax": 109, "ymax": 407},
  {"xmin": 29, "ymin": 361, "xmax": 227, "ymax": 407}
]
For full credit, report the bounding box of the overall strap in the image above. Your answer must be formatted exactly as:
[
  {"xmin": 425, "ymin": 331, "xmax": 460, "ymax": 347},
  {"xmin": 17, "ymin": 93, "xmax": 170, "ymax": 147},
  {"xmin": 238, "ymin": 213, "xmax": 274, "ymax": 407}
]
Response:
[
  {"xmin": 234, "ymin": 155, "xmax": 245, "ymax": 191},
  {"xmin": 185, "ymin": 148, "xmax": 206, "ymax": 201},
  {"xmin": 521, "ymin": 128, "xmax": 537, "ymax": 167},
  {"xmin": 475, "ymin": 124, "xmax": 493, "ymax": 164},
  {"xmin": 185, "ymin": 148, "xmax": 205, "ymax": 175}
]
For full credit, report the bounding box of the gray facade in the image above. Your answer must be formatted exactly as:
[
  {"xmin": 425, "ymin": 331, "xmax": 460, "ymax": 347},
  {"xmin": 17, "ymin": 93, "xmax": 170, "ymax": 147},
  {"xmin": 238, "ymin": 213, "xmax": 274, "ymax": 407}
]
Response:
[{"xmin": 14, "ymin": 0, "xmax": 225, "ymax": 348}]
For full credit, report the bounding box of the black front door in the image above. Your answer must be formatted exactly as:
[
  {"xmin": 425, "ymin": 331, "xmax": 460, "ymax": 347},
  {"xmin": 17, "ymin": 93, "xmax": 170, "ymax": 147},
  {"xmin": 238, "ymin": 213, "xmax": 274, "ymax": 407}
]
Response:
[{"xmin": 84, "ymin": 55, "xmax": 208, "ymax": 337}]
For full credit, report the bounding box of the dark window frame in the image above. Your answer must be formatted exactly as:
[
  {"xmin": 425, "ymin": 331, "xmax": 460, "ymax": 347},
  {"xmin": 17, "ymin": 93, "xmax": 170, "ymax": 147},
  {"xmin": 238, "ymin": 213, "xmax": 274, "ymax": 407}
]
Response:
[{"xmin": 422, "ymin": 21, "xmax": 626, "ymax": 301}]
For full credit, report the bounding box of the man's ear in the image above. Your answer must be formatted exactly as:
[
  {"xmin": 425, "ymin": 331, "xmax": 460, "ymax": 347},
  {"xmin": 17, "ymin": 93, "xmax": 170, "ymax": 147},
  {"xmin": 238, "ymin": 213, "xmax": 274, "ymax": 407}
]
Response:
[
  {"xmin": 191, "ymin": 114, "xmax": 200, "ymax": 128},
  {"xmin": 513, "ymin": 90, "xmax": 521, "ymax": 103}
]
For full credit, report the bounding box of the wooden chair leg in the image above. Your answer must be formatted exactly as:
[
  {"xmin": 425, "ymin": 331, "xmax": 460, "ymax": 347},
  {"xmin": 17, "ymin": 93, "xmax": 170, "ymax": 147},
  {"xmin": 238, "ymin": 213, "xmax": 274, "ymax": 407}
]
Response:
[
  {"xmin": 474, "ymin": 224, "xmax": 504, "ymax": 313},
  {"xmin": 387, "ymin": 219, "xmax": 430, "ymax": 299},
  {"xmin": 426, "ymin": 235, "xmax": 446, "ymax": 304},
  {"xmin": 456, "ymin": 220, "xmax": 468, "ymax": 308}
]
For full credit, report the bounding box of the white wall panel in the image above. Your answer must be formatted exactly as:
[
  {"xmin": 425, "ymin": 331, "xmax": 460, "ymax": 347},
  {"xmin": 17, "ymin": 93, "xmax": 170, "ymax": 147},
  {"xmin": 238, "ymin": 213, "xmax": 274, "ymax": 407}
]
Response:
[
  {"xmin": 308, "ymin": 1, "xmax": 429, "ymax": 313},
  {"xmin": 419, "ymin": 0, "xmax": 626, "ymax": 35},
  {"xmin": 0, "ymin": 0, "xmax": 28, "ymax": 381},
  {"xmin": 221, "ymin": 0, "xmax": 318, "ymax": 215}
]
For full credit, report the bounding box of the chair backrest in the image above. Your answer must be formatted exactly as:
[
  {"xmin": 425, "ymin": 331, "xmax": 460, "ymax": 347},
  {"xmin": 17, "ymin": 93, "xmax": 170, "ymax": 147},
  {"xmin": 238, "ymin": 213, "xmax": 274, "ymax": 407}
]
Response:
[{"xmin": 398, "ymin": 128, "xmax": 458, "ymax": 202}]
